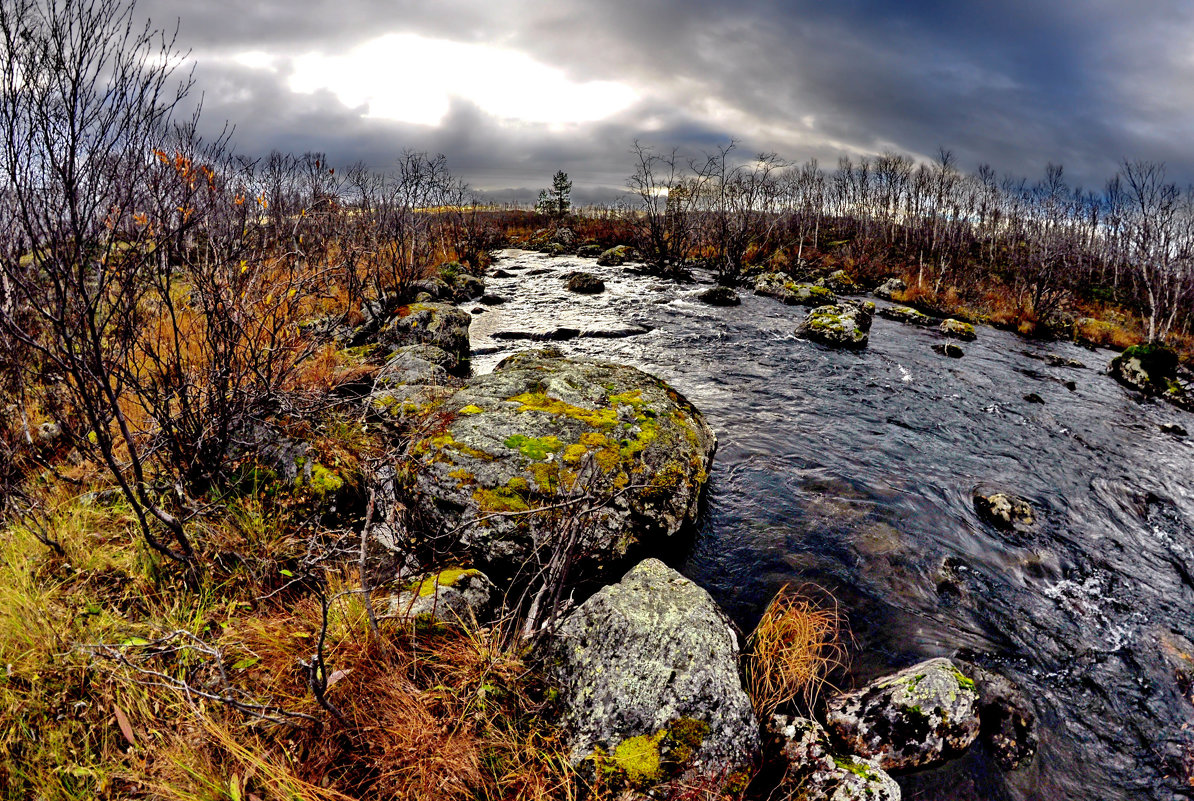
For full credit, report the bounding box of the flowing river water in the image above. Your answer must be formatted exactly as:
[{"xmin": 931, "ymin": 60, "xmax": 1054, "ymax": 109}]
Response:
[{"xmin": 468, "ymin": 249, "xmax": 1194, "ymax": 800}]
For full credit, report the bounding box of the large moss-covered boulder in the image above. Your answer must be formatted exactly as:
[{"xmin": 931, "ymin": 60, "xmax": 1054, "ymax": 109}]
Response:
[
  {"xmin": 546, "ymin": 559, "xmax": 759, "ymax": 790},
  {"xmin": 771, "ymin": 715, "xmax": 900, "ymax": 801},
  {"xmin": 877, "ymin": 305, "xmax": 934, "ymax": 327},
  {"xmin": 796, "ymin": 302, "xmax": 874, "ymax": 350},
  {"xmin": 754, "ymin": 273, "xmax": 837, "ymax": 306},
  {"xmin": 1109, "ymin": 343, "xmax": 1193, "ymax": 410},
  {"xmin": 404, "ymin": 352, "xmax": 715, "ymax": 575},
  {"xmin": 827, "ymin": 658, "xmax": 980, "ymax": 771},
  {"xmin": 818, "ymin": 269, "xmax": 859, "ymax": 293},
  {"xmin": 377, "ymin": 303, "xmax": 471, "ymax": 371},
  {"xmin": 939, "ymin": 318, "xmax": 977, "ymax": 341}
]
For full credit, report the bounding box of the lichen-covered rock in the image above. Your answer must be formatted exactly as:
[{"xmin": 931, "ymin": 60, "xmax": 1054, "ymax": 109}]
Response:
[
  {"xmin": 566, "ymin": 271, "xmax": 605, "ymax": 294},
  {"xmin": 772, "ymin": 715, "xmax": 900, "ymax": 801},
  {"xmin": 877, "ymin": 305, "xmax": 934, "ymax": 326},
  {"xmin": 409, "ymin": 276, "xmax": 453, "ymax": 301},
  {"xmin": 552, "ymin": 227, "xmax": 577, "ymax": 248},
  {"xmin": 826, "ymin": 657, "xmax": 980, "ymax": 771},
  {"xmin": 377, "ymin": 303, "xmax": 471, "ymax": 371},
  {"xmin": 404, "ymin": 353, "xmax": 716, "ymax": 575},
  {"xmin": 1109, "ymin": 343, "xmax": 1193, "ymax": 411},
  {"xmin": 818, "ymin": 269, "xmax": 859, "ymax": 293},
  {"xmin": 388, "ymin": 567, "xmax": 497, "ymax": 625},
  {"xmin": 874, "ymin": 277, "xmax": 907, "ymax": 300},
  {"xmin": 973, "ymin": 491, "xmax": 1035, "ymax": 531},
  {"xmin": 796, "ymin": 302, "xmax": 874, "ymax": 350},
  {"xmin": 546, "ymin": 559, "xmax": 759, "ymax": 789},
  {"xmin": 939, "ymin": 318, "xmax": 977, "ymax": 341},
  {"xmin": 754, "ymin": 273, "xmax": 837, "ymax": 306},
  {"xmin": 596, "ymin": 245, "xmax": 633, "ymax": 266},
  {"xmin": 697, "ymin": 286, "xmax": 741, "ymax": 306},
  {"xmin": 957, "ymin": 662, "xmax": 1038, "ymax": 771},
  {"xmin": 576, "ymin": 243, "xmax": 604, "ymax": 258},
  {"xmin": 375, "ymin": 344, "xmax": 451, "ymax": 388},
  {"xmin": 451, "ymin": 273, "xmax": 486, "ymax": 301}
]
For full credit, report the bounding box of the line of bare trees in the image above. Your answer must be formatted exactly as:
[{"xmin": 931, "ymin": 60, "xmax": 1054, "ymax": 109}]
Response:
[
  {"xmin": 624, "ymin": 142, "xmax": 1194, "ymax": 344},
  {"xmin": 0, "ymin": 0, "xmax": 488, "ymax": 569}
]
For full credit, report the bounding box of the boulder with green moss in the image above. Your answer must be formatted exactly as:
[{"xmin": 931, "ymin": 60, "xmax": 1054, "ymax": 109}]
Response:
[
  {"xmin": 377, "ymin": 302, "xmax": 472, "ymax": 372},
  {"xmin": 546, "ymin": 559, "xmax": 759, "ymax": 791},
  {"xmin": 826, "ymin": 657, "xmax": 980, "ymax": 771},
  {"xmin": 1109, "ymin": 343, "xmax": 1193, "ymax": 410},
  {"xmin": 576, "ymin": 243, "xmax": 604, "ymax": 258},
  {"xmin": 939, "ymin": 318, "xmax": 977, "ymax": 341},
  {"xmin": 818, "ymin": 269, "xmax": 859, "ymax": 293},
  {"xmin": 451, "ymin": 273, "xmax": 486, "ymax": 301},
  {"xmin": 771, "ymin": 715, "xmax": 900, "ymax": 801},
  {"xmin": 877, "ymin": 305, "xmax": 934, "ymax": 327},
  {"xmin": 388, "ymin": 567, "xmax": 496, "ymax": 625},
  {"xmin": 596, "ymin": 245, "xmax": 634, "ymax": 266},
  {"xmin": 754, "ymin": 273, "xmax": 837, "ymax": 306},
  {"xmin": 402, "ymin": 351, "xmax": 716, "ymax": 575},
  {"xmin": 796, "ymin": 302, "xmax": 874, "ymax": 350}
]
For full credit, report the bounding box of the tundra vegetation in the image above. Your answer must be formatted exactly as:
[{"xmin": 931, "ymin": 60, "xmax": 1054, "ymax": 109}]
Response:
[{"xmin": 0, "ymin": 0, "xmax": 1190, "ymax": 799}]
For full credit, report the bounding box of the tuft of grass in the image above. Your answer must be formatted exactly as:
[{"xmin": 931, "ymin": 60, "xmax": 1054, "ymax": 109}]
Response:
[{"xmin": 744, "ymin": 584, "xmax": 847, "ymax": 719}]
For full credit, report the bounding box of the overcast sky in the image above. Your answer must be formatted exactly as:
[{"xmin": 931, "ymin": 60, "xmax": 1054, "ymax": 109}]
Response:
[{"xmin": 138, "ymin": 0, "xmax": 1194, "ymax": 203}]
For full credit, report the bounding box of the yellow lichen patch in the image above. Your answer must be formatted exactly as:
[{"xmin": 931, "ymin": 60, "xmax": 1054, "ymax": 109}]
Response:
[
  {"xmin": 507, "ymin": 391, "xmax": 619, "ymax": 429},
  {"xmin": 409, "ymin": 567, "xmax": 482, "ymax": 598},
  {"xmin": 562, "ymin": 443, "xmax": 589, "ymax": 464},
  {"xmin": 448, "ymin": 468, "xmax": 475, "ymax": 488},
  {"xmin": 610, "ymin": 731, "xmax": 665, "ymax": 785},
  {"xmin": 417, "ymin": 430, "xmax": 495, "ymax": 462},
  {"xmin": 473, "ymin": 486, "xmax": 529, "ymax": 513},
  {"xmin": 458, "ymin": 404, "xmax": 485, "ymax": 415}
]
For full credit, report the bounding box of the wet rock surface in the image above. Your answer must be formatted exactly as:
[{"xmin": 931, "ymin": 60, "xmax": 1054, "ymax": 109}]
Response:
[
  {"xmin": 959, "ymin": 662, "xmax": 1038, "ymax": 772},
  {"xmin": 697, "ymin": 286, "xmax": 741, "ymax": 306},
  {"xmin": 545, "ymin": 558, "xmax": 759, "ymax": 786},
  {"xmin": 826, "ymin": 657, "xmax": 981, "ymax": 771},
  {"xmin": 973, "ymin": 491, "xmax": 1035, "ymax": 531},
  {"xmin": 566, "ymin": 271, "xmax": 605, "ymax": 294}
]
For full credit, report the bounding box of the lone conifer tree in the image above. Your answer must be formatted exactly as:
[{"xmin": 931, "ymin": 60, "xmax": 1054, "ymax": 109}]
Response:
[{"xmin": 551, "ymin": 170, "xmax": 572, "ymax": 217}]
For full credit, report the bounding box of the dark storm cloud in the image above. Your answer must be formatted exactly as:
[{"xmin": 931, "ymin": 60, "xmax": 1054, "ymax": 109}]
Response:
[{"xmin": 145, "ymin": 0, "xmax": 1194, "ymax": 198}]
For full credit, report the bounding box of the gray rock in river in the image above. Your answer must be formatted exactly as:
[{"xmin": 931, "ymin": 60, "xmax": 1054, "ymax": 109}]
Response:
[
  {"xmin": 878, "ymin": 304, "xmax": 934, "ymax": 326},
  {"xmin": 1109, "ymin": 343, "xmax": 1194, "ymax": 411},
  {"xmin": 958, "ymin": 661, "xmax": 1038, "ymax": 771},
  {"xmin": 973, "ymin": 490, "xmax": 1035, "ymax": 531},
  {"xmin": 696, "ymin": 286, "xmax": 741, "ymax": 306},
  {"xmin": 933, "ymin": 342, "xmax": 965, "ymax": 358},
  {"xmin": 939, "ymin": 318, "xmax": 977, "ymax": 341},
  {"xmin": 771, "ymin": 715, "xmax": 900, "ymax": 801},
  {"xmin": 796, "ymin": 302, "xmax": 874, "ymax": 350},
  {"xmin": 545, "ymin": 558, "xmax": 759, "ymax": 789},
  {"xmin": 565, "ymin": 271, "xmax": 605, "ymax": 294},
  {"xmin": 817, "ymin": 269, "xmax": 860, "ymax": 293},
  {"xmin": 754, "ymin": 272, "xmax": 837, "ymax": 306},
  {"xmin": 826, "ymin": 657, "xmax": 981, "ymax": 771},
  {"xmin": 402, "ymin": 352, "xmax": 716, "ymax": 576},
  {"xmin": 596, "ymin": 245, "xmax": 633, "ymax": 266}
]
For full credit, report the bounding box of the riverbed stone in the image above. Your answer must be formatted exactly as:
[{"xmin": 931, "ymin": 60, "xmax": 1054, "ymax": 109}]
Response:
[
  {"xmin": 566, "ymin": 271, "xmax": 605, "ymax": 294},
  {"xmin": 796, "ymin": 302, "xmax": 874, "ymax": 350},
  {"xmin": 957, "ymin": 662, "xmax": 1038, "ymax": 772},
  {"xmin": 388, "ymin": 567, "xmax": 497, "ymax": 625},
  {"xmin": 1109, "ymin": 343, "xmax": 1194, "ymax": 411},
  {"xmin": 577, "ymin": 243, "xmax": 604, "ymax": 258},
  {"xmin": 826, "ymin": 657, "xmax": 981, "ymax": 771},
  {"xmin": 377, "ymin": 302, "xmax": 472, "ymax": 371},
  {"xmin": 878, "ymin": 305, "xmax": 934, "ymax": 326},
  {"xmin": 754, "ymin": 273, "xmax": 837, "ymax": 306},
  {"xmin": 933, "ymin": 343, "xmax": 965, "ymax": 358},
  {"xmin": 403, "ymin": 353, "xmax": 716, "ymax": 576},
  {"xmin": 772, "ymin": 715, "xmax": 900, "ymax": 801},
  {"xmin": 939, "ymin": 319, "xmax": 977, "ymax": 341},
  {"xmin": 973, "ymin": 491, "xmax": 1035, "ymax": 531},
  {"xmin": 451, "ymin": 272, "xmax": 486, "ymax": 301},
  {"xmin": 596, "ymin": 245, "xmax": 633, "ymax": 266},
  {"xmin": 546, "ymin": 558, "xmax": 760, "ymax": 789},
  {"xmin": 1161, "ymin": 423, "xmax": 1188, "ymax": 436},
  {"xmin": 697, "ymin": 286, "xmax": 741, "ymax": 306},
  {"xmin": 874, "ymin": 277, "xmax": 907, "ymax": 300}
]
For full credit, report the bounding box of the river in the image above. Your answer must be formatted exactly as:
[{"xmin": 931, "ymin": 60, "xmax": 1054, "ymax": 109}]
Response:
[{"xmin": 468, "ymin": 249, "xmax": 1194, "ymax": 801}]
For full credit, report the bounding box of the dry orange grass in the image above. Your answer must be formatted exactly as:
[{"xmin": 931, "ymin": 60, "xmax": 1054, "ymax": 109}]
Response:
[{"xmin": 745, "ymin": 585, "xmax": 846, "ymax": 719}]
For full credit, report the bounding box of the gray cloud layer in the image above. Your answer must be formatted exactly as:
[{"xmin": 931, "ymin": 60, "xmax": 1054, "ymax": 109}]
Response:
[{"xmin": 140, "ymin": 0, "xmax": 1194, "ymax": 198}]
